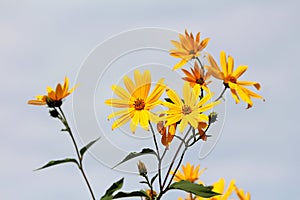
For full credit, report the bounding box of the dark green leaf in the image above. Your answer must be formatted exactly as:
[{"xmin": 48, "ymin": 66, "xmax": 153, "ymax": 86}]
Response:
[
  {"xmin": 113, "ymin": 190, "xmax": 149, "ymax": 199},
  {"xmin": 34, "ymin": 158, "xmax": 79, "ymax": 171},
  {"xmin": 150, "ymin": 174, "xmax": 158, "ymax": 185},
  {"xmin": 169, "ymin": 180, "xmax": 220, "ymax": 198},
  {"xmin": 80, "ymin": 137, "xmax": 100, "ymax": 157},
  {"xmin": 139, "ymin": 181, "xmax": 148, "ymax": 185},
  {"xmin": 100, "ymin": 178, "xmax": 124, "ymax": 200},
  {"xmin": 113, "ymin": 148, "xmax": 156, "ymax": 168}
]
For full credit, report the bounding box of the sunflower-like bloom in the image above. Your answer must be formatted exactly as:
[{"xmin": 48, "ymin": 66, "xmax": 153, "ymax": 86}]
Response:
[
  {"xmin": 182, "ymin": 61, "xmax": 211, "ymax": 91},
  {"xmin": 157, "ymin": 114, "xmax": 177, "ymax": 147},
  {"xmin": 196, "ymin": 178, "xmax": 235, "ymax": 200},
  {"xmin": 105, "ymin": 70, "xmax": 166, "ymax": 133},
  {"xmin": 163, "ymin": 82, "xmax": 219, "ymax": 133},
  {"xmin": 234, "ymin": 185, "xmax": 251, "ymax": 200},
  {"xmin": 28, "ymin": 77, "xmax": 76, "ymax": 107},
  {"xmin": 170, "ymin": 30, "xmax": 210, "ymax": 70},
  {"xmin": 171, "ymin": 162, "xmax": 206, "ymax": 183},
  {"xmin": 206, "ymin": 51, "xmax": 264, "ymax": 109}
]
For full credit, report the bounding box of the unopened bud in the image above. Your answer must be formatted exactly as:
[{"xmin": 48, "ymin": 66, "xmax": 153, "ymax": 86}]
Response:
[
  {"xmin": 49, "ymin": 109, "xmax": 59, "ymax": 118},
  {"xmin": 137, "ymin": 160, "xmax": 147, "ymax": 176},
  {"xmin": 208, "ymin": 112, "xmax": 218, "ymax": 123}
]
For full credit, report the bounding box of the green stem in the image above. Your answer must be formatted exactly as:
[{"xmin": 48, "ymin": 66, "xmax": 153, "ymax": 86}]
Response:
[{"xmin": 57, "ymin": 107, "xmax": 96, "ymax": 200}]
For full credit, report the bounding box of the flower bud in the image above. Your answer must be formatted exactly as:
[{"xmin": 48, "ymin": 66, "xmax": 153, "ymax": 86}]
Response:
[
  {"xmin": 49, "ymin": 109, "xmax": 59, "ymax": 118},
  {"xmin": 208, "ymin": 112, "xmax": 218, "ymax": 123},
  {"xmin": 137, "ymin": 160, "xmax": 147, "ymax": 176}
]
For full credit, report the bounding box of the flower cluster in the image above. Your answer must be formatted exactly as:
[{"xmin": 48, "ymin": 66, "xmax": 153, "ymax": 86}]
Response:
[{"xmin": 28, "ymin": 29, "xmax": 263, "ymax": 200}]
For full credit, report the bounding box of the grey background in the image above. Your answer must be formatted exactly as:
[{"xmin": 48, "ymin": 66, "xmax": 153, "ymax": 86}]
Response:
[{"xmin": 1, "ymin": 0, "xmax": 299, "ymax": 199}]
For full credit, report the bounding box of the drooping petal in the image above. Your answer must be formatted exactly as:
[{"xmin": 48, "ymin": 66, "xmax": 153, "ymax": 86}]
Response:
[{"xmin": 139, "ymin": 110, "xmax": 150, "ymax": 130}]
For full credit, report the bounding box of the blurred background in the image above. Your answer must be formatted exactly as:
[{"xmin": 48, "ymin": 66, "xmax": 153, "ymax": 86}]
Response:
[{"xmin": 1, "ymin": 0, "xmax": 299, "ymax": 199}]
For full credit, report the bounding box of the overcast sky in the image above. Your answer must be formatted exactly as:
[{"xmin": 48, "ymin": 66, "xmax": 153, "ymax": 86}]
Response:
[{"xmin": 1, "ymin": 0, "xmax": 299, "ymax": 199}]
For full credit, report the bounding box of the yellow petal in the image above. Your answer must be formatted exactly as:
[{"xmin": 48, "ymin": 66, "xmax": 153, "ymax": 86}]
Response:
[
  {"xmin": 139, "ymin": 110, "xmax": 149, "ymax": 130},
  {"xmin": 146, "ymin": 78, "xmax": 165, "ymax": 105},
  {"xmin": 112, "ymin": 112, "xmax": 132, "ymax": 130},
  {"xmin": 173, "ymin": 59, "xmax": 188, "ymax": 70},
  {"xmin": 237, "ymin": 80, "xmax": 261, "ymax": 90},
  {"xmin": 232, "ymin": 65, "xmax": 248, "ymax": 79},
  {"xmin": 227, "ymin": 55, "xmax": 234, "ymax": 75},
  {"xmin": 178, "ymin": 116, "xmax": 188, "ymax": 132},
  {"xmin": 123, "ymin": 75, "xmax": 135, "ymax": 94},
  {"xmin": 107, "ymin": 108, "xmax": 134, "ymax": 120},
  {"xmin": 105, "ymin": 99, "xmax": 130, "ymax": 108},
  {"xmin": 200, "ymin": 37, "xmax": 210, "ymax": 49},
  {"xmin": 166, "ymin": 88, "xmax": 183, "ymax": 107},
  {"xmin": 27, "ymin": 100, "xmax": 46, "ymax": 105},
  {"xmin": 220, "ymin": 51, "xmax": 228, "ymax": 77},
  {"xmin": 111, "ymin": 85, "xmax": 131, "ymax": 100},
  {"xmin": 130, "ymin": 111, "xmax": 140, "ymax": 133}
]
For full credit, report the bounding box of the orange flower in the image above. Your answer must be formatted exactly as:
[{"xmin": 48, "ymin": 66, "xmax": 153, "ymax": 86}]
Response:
[
  {"xmin": 28, "ymin": 77, "xmax": 76, "ymax": 107},
  {"xmin": 197, "ymin": 121, "xmax": 208, "ymax": 141},
  {"xmin": 170, "ymin": 30, "xmax": 210, "ymax": 70},
  {"xmin": 157, "ymin": 114, "xmax": 177, "ymax": 147},
  {"xmin": 182, "ymin": 61, "xmax": 211, "ymax": 91},
  {"xmin": 206, "ymin": 51, "xmax": 264, "ymax": 108}
]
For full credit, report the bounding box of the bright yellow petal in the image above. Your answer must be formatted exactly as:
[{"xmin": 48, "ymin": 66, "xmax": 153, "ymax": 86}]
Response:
[
  {"xmin": 146, "ymin": 78, "xmax": 165, "ymax": 105},
  {"xmin": 166, "ymin": 88, "xmax": 183, "ymax": 107},
  {"xmin": 227, "ymin": 55, "xmax": 234, "ymax": 75},
  {"xmin": 112, "ymin": 85, "xmax": 131, "ymax": 100},
  {"xmin": 237, "ymin": 80, "xmax": 261, "ymax": 90},
  {"xmin": 105, "ymin": 99, "xmax": 130, "ymax": 108},
  {"xmin": 139, "ymin": 110, "xmax": 149, "ymax": 130},
  {"xmin": 112, "ymin": 112, "xmax": 132, "ymax": 130},
  {"xmin": 178, "ymin": 116, "xmax": 188, "ymax": 132},
  {"xmin": 141, "ymin": 70, "xmax": 151, "ymax": 100},
  {"xmin": 232, "ymin": 65, "xmax": 248, "ymax": 79},
  {"xmin": 220, "ymin": 51, "xmax": 228, "ymax": 77},
  {"xmin": 130, "ymin": 111, "xmax": 140, "ymax": 133},
  {"xmin": 107, "ymin": 108, "xmax": 134, "ymax": 120},
  {"xmin": 173, "ymin": 59, "xmax": 188, "ymax": 70},
  {"xmin": 123, "ymin": 75, "xmax": 135, "ymax": 94},
  {"xmin": 165, "ymin": 114, "xmax": 183, "ymax": 127}
]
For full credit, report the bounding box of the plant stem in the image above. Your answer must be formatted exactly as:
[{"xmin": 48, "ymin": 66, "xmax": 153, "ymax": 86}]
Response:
[
  {"xmin": 214, "ymin": 86, "xmax": 227, "ymax": 102},
  {"xmin": 57, "ymin": 107, "xmax": 96, "ymax": 200},
  {"xmin": 157, "ymin": 126, "xmax": 192, "ymax": 199},
  {"xmin": 149, "ymin": 122, "xmax": 163, "ymax": 191},
  {"xmin": 196, "ymin": 57, "xmax": 204, "ymax": 71}
]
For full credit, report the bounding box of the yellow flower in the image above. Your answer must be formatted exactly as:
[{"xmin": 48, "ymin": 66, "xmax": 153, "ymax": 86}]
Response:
[
  {"xmin": 206, "ymin": 51, "xmax": 264, "ymax": 109},
  {"xmin": 170, "ymin": 30, "xmax": 210, "ymax": 70},
  {"xmin": 234, "ymin": 185, "xmax": 251, "ymax": 200},
  {"xmin": 171, "ymin": 162, "xmax": 206, "ymax": 183},
  {"xmin": 163, "ymin": 82, "xmax": 219, "ymax": 132},
  {"xmin": 28, "ymin": 77, "xmax": 76, "ymax": 107},
  {"xmin": 105, "ymin": 70, "xmax": 166, "ymax": 133},
  {"xmin": 196, "ymin": 178, "xmax": 235, "ymax": 200},
  {"xmin": 157, "ymin": 114, "xmax": 177, "ymax": 147},
  {"xmin": 182, "ymin": 61, "xmax": 211, "ymax": 92}
]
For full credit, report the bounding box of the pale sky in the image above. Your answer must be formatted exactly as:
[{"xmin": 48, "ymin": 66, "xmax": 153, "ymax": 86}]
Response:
[{"xmin": 1, "ymin": 0, "xmax": 299, "ymax": 199}]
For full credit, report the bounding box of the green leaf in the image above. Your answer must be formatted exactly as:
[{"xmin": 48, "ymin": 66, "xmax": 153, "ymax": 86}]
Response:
[
  {"xmin": 100, "ymin": 178, "xmax": 124, "ymax": 200},
  {"xmin": 113, "ymin": 148, "xmax": 157, "ymax": 168},
  {"xmin": 34, "ymin": 158, "xmax": 79, "ymax": 171},
  {"xmin": 150, "ymin": 174, "xmax": 158, "ymax": 185},
  {"xmin": 113, "ymin": 190, "xmax": 149, "ymax": 199},
  {"xmin": 80, "ymin": 137, "xmax": 100, "ymax": 157},
  {"xmin": 169, "ymin": 180, "xmax": 220, "ymax": 198}
]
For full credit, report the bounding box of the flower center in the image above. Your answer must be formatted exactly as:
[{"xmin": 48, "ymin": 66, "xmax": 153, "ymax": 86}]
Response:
[
  {"xmin": 196, "ymin": 77, "xmax": 204, "ymax": 85},
  {"xmin": 134, "ymin": 98, "xmax": 145, "ymax": 110},
  {"xmin": 189, "ymin": 50, "xmax": 196, "ymax": 55},
  {"xmin": 228, "ymin": 75, "xmax": 237, "ymax": 83},
  {"xmin": 182, "ymin": 105, "xmax": 192, "ymax": 115}
]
